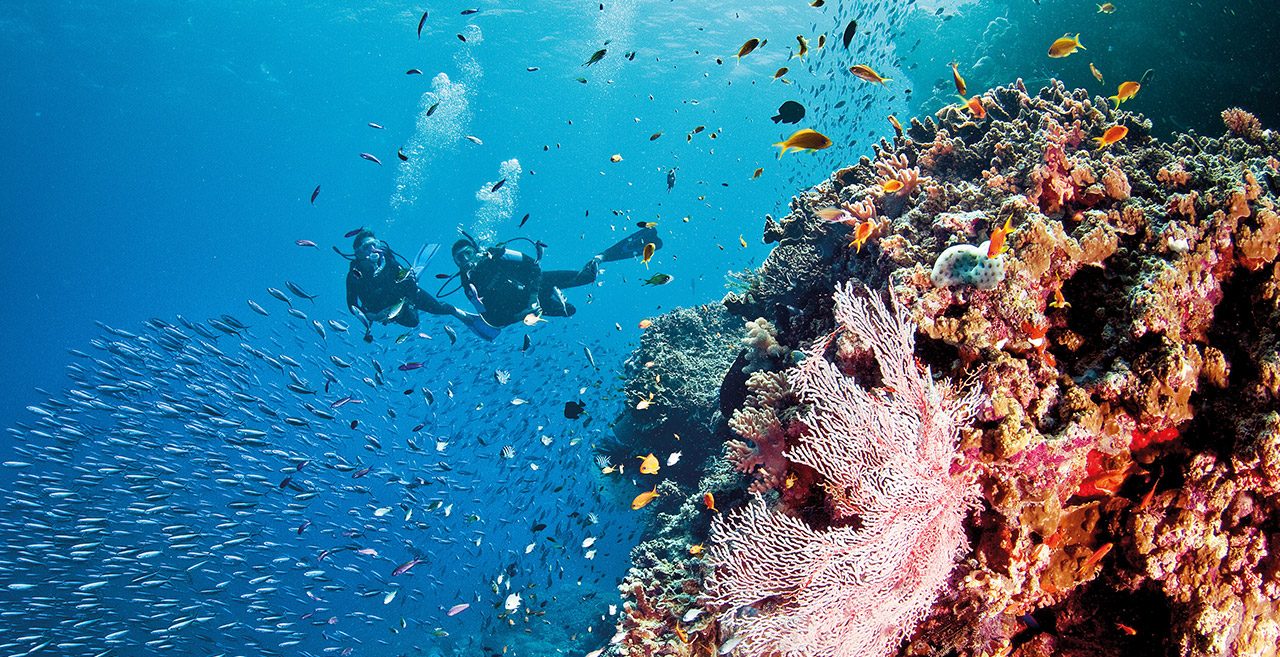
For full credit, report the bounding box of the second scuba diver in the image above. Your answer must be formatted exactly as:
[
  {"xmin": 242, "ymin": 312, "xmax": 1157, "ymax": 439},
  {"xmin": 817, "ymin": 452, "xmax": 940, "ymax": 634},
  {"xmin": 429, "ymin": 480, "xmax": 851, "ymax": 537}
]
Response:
[{"xmin": 447, "ymin": 226, "xmax": 662, "ymax": 328}]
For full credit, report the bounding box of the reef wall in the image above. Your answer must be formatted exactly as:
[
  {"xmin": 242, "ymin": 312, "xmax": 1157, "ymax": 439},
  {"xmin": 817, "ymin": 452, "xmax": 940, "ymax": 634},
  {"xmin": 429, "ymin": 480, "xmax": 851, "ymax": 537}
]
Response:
[{"xmin": 597, "ymin": 80, "xmax": 1280, "ymax": 657}]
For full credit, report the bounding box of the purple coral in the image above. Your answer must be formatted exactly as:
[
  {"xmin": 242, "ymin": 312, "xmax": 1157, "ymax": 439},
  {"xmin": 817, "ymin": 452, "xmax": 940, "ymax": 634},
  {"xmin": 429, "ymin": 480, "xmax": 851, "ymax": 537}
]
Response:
[{"xmin": 705, "ymin": 282, "xmax": 984, "ymax": 657}]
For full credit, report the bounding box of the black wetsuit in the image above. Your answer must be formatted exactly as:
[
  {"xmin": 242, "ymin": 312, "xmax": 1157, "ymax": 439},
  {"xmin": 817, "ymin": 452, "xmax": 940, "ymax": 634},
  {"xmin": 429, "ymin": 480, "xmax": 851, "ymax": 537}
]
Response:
[
  {"xmin": 461, "ymin": 248, "xmax": 596, "ymax": 328},
  {"xmin": 346, "ymin": 252, "xmax": 455, "ymax": 328}
]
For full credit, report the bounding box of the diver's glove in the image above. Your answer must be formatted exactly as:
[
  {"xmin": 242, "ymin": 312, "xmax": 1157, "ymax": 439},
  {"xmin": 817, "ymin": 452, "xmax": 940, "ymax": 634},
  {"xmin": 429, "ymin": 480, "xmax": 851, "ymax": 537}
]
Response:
[{"xmin": 577, "ymin": 258, "xmax": 600, "ymax": 285}]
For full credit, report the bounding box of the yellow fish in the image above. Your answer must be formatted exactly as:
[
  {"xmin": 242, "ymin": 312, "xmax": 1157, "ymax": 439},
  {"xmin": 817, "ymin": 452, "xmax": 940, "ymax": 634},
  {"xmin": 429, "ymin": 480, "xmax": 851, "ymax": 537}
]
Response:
[
  {"xmin": 1047, "ymin": 33, "xmax": 1084, "ymax": 58},
  {"xmin": 688, "ymin": 543, "xmax": 705, "ymax": 555},
  {"xmin": 1090, "ymin": 62, "xmax": 1105, "ymax": 84},
  {"xmin": 793, "ymin": 35, "xmax": 809, "ymax": 60},
  {"xmin": 735, "ymin": 38, "xmax": 760, "ymax": 61},
  {"xmin": 1109, "ymin": 81, "xmax": 1140, "ymax": 107},
  {"xmin": 881, "ymin": 180, "xmax": 903, "ymax": 193},
  {"xmin": 1097, "ymin": 3, "xmax": 1115, "ymax": 13},
  {"xmin": 641, "ymin": 242, "xmax": 655, "ymax": 268},
  {"xmin": 950, "ymin": 61, "xmax": 966, "ymax": 96},
  {"xmin": 849, "ymin": 64, "xmax": 891, "ymax": 85},
  {"xmin": 772, "ymin": 66, "xmax": 788, "ymax": 81},
  {"xmin": 637, "ymin": 453, "xmax": 659, "ymax": 474},
  {"xmin": 772, "ymin": 128, "xmax": 832, "ymax": 155},
  {"xmin": 739, "ymin": 235, "xmax": 748, "ymax": 248},
  {"xmin": 631, "ymin": 486, "xmax": 659, "ymax": 510}
]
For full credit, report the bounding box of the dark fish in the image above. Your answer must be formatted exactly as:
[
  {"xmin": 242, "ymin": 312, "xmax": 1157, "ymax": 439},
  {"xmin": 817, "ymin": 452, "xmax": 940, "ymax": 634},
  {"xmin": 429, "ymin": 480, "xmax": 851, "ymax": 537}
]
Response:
[
  {"xmin": 417, "ymin": 11, "xmax": 428, "ymax": 38},
  {"xmin": 649, "ymin": 132, "xmax": 662, "ymax": 141},
  {"xmin": 666, "ymin": 167, "xmax": 676, "ymax": 192},
  {"xmin": 519, "ymin": 213, "xmax": 530, "ymax": 227},
  {"xmin": 435, "ymin": 273, "xmax": 451, "ymax": 279},
  {"xmin": 842, "ymin": 20, "xmax": 857, "ymax": 49},
  {"xmin": 353, "ymin": 466, "xmax": 373, "ymax": 478},
  {"xmin": 457, "ymin": 34, "xmax": 466, "ymax": 42},
  {"xmin": 532, "ymin": 523, "xmax": 547, "ymax": 532},
  {"xmin": 444, "ymin": 326, "xmax": 457, "ymax": 344},
  {"xmin": 771, "ymin": 100, "xmax": 805, "ymax": 124},
  {"xmin": 564, "ymin": 400, "xmax": 586, "ymax": 420},
  {"xmin": 407, "ymin": 69, "xmax": 423, "ymax": 75},
  {"xmin": 311, "ymin": 185, "xmax": 321, "ymax": 204},
  {"xmin": 345, "ymin": 228, "xmax": 364, "ymax": 238},
  {"xmin": 522, "ymin": 334, "xmax": 531, "ymax": 354},
  {"xmin": 350, "ymin": 420, "xmax": 359, "ymax": 430},
  {"xmin": 491, "ymin": 179, "xmax": 505, "ymax": 192},
  {"xmin": 527, "ymin": 66, "xmax": 539, "ymax": 71},
  {"xmin": 298, "ymin": 521, "xmax": 311, "ymax": 535},
  {"xmin": 461, "ymin": 8, "xmax": 478, "ymax": 14},
  {"xmin": 296, "ymin": 239, "xmax": 317, "ymax": 248},
  {"xmin": 360, "ymin": 152, "xmax": 382, "ymax": 165},
  {"xmin": 398, "ymin": 149, "xmax": 408, "ymax": 162},
  {"xmin": 398, "ymin": 362, "xmax": 424, "ymax": 371},
  {"xmin": 426, "ymin": 102, "xmax": 439, "ymax": 116},
  {"xmin": 412, "ymin": 423, "xmax": 424, "ymax": 431},
  {"xmin": 582, "ymin": 49, "xmax": 606, "ymax": 66}
]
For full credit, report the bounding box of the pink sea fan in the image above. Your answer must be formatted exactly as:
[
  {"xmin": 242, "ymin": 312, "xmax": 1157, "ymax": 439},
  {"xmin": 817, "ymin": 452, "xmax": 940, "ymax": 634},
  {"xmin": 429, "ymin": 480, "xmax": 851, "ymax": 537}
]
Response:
[{"xmin": 706, "ymin": 282, "xmax": 984, "ymax": 657}]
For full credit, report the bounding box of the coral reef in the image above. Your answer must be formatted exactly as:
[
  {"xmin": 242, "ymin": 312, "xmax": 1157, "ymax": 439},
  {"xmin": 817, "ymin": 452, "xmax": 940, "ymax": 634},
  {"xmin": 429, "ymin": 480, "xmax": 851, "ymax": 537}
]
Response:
[
  {"xmin": 600, "ymin": 80, "xmax": 1280, "ymax": 657},
  {"xmin": 604, "ymin": 304, "xmax": 742, "ymax": 469}
]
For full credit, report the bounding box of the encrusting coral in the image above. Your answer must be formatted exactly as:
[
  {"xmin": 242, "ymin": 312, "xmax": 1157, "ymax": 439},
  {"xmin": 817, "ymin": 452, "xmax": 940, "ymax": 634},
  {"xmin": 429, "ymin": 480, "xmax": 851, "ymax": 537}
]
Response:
[{"xmin": 599, "ymin": 82, "xmax": 1280, "ymax": 657}]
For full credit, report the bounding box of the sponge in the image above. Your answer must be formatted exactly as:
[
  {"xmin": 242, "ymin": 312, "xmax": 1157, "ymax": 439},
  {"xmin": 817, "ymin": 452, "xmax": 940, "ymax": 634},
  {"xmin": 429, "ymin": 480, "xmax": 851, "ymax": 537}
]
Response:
[{"xmin": 931, "ymin": 241, "xmax": 1005, "ymax": 290}]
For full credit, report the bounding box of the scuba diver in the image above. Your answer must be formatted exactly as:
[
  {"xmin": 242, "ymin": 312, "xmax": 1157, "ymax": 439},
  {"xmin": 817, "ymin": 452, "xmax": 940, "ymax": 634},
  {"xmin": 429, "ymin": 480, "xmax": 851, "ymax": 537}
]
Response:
[
  {"xmin": 343, "ymin": 230, "xmax": 501, "ymax": 342},
  {"xmin": 445, "ymin": 226, "xmax": 662, "ymax": 329}
]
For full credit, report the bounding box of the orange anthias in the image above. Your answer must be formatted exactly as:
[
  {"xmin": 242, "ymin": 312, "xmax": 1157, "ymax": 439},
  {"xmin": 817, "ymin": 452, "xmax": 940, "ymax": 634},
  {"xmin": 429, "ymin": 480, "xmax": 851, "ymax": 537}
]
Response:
[
  {"xmin": 961, "ymin": 95, "xmax": 986, "ymax": 119},
  {"xmin": 631, "ymin": 486, "xmax": 659, "ymax": 509},
  {"xmin": 850, "ymin": 220, "xmax": 875, "ymax": 253},
  {"xmin": 704, "ymin": 492, "xmax": 719, "ymax": 513},
  {"xmin": 1093, "ymin": 125, "xmax": 1128, "ymax": 148},
  {"xmin": 987, "ymin": 216, "xmax": 1013, "ymax": 257},
  {"xmin": 849, "ymin": 64, "xmax": 891, "ymax": 85},
  {"xmin": 881, "ymin": 179, "xmax": 903, "ymax": 193},
  {"xmin": 637, "ymin": 453, "xmax": 659, "ymax": 474},
  {"xmin": 1109, "ymin": 80, "xmax": 1140, "ymax": 107}
]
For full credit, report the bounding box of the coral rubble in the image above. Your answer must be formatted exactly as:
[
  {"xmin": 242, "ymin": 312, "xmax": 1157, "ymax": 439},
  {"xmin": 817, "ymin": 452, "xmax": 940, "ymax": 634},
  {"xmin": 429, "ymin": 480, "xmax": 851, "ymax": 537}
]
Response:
[{"xmin": 600, "ymin": 81, "xmax": 1280, "ymax": 657}]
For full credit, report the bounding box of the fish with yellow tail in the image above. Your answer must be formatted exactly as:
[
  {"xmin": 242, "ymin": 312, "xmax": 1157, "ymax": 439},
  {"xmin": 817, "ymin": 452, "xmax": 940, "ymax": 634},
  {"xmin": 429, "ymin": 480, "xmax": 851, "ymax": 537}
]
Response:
[
  {"xmin": 637, "ymin": 453, "xmax": 659, "ymax": 474},
  {"xmin": 641, "ymin": 242, "xmax": 655, "ymax": 268},
  {"xmin": 772, "ymin": 128, "xmax": 832, "ymax": 156},
  {"xmin": 1109, "ymin": 81, "xmax": 1140, "ymax": 108},
  {"xmin": 848, "ymin": 64, "xmax": 891, "ymax": 85},
  {"xmin": 631, "ymin": 486, "xmax": 659, "ymax": 509},
  {"xmin": 949, "ymin": 62, "xmax": 966, "ymax": 96},
  {"xmin": 1047, "ymin": 33, "xmax": 1085, "ymax": 58}
]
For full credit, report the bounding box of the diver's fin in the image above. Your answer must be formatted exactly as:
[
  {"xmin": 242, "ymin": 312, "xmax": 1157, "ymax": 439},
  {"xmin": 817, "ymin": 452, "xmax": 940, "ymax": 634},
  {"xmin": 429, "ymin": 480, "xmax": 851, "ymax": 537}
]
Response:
[
  {"xmin": 596, "ymin": 227, "xmax": 663, "ymax": 263},
  {"xmin": 461, "ymin": 314, "xmax": 500, "ymax": 342}
]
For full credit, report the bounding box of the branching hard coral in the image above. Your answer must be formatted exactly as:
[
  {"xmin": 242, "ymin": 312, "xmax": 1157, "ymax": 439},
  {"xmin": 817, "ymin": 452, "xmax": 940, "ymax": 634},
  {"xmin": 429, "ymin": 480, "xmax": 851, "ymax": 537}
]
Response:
[
  {"xmin": 875, "ymin": 153, "xmax": 931, "ymax": 197},
  {"xmin": 1222, "ymin": 107, "xmax": 1264, "ymax": 142},
  {"xmin": 706, "ymin": 284, "xmax": 983, "ymax": 657}
]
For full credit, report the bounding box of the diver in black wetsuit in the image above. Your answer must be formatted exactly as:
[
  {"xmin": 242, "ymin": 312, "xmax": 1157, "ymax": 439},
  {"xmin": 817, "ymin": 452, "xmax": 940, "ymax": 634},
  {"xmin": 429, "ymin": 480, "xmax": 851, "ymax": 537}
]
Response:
[
  {"xmin": 345, "ymin": 230, "xmax": 500, "ymax": 342},
  {"xmin": 448, "ymin": 227, "xmax": 662, "ymax": 329}
]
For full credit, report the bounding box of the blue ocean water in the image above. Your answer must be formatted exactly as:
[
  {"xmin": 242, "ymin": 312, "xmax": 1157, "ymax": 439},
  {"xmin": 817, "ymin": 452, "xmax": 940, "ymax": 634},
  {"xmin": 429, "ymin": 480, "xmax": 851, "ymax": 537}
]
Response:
[{"xmin": 0, "ymin": 0, "xmax": 1274, "ymax": 655}]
